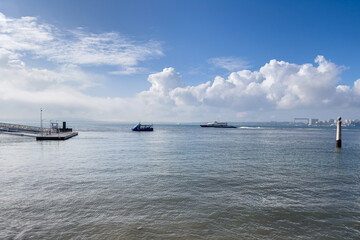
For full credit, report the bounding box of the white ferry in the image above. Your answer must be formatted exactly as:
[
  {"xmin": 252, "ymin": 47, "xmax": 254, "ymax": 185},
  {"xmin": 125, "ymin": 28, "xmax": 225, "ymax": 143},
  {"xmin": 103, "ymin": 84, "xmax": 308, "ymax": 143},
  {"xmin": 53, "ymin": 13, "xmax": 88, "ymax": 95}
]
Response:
[{"xmin": 200, "ymin": 121, "xmax": 236, "ymax": 128}]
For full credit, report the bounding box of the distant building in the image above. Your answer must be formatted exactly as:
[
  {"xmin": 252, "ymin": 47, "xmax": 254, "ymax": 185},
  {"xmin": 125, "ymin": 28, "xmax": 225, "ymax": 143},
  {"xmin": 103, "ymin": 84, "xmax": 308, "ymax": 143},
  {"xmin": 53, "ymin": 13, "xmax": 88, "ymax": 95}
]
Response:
[{"xmin": 309, "ymin": 118, "xmax": 319, "ymax": 126}]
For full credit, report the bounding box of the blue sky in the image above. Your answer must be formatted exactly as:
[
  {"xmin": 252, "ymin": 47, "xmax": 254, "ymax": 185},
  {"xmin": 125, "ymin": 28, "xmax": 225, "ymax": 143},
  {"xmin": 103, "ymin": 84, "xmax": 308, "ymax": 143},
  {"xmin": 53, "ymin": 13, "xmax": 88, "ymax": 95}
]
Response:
[{"xmin": 0, "ymin": 0, "xmax": 360, "ymax": 122}]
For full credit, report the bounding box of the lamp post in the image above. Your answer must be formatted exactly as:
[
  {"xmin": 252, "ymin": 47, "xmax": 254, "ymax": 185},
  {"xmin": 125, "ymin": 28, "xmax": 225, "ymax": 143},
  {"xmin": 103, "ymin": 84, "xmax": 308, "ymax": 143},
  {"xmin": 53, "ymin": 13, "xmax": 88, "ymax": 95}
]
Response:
[{"xmin": 40, "ymin": 108, "xmax": 43, "ymax": 136}]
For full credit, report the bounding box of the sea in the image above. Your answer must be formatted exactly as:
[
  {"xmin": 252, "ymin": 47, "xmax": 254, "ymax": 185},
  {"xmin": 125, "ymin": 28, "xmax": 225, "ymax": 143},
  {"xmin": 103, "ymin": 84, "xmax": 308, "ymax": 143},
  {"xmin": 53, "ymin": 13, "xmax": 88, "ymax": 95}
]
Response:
[{"xmin": 1, "ymin": 122, "xmax": 360, "ymax": 239}]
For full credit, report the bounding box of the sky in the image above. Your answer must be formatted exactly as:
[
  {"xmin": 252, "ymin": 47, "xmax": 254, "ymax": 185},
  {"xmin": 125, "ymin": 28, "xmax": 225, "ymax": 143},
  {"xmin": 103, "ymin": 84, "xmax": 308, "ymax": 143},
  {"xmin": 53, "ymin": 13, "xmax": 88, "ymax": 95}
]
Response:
[{"xmin": 0, "ymin": 0, "xmax": 360, "ymax": 122}]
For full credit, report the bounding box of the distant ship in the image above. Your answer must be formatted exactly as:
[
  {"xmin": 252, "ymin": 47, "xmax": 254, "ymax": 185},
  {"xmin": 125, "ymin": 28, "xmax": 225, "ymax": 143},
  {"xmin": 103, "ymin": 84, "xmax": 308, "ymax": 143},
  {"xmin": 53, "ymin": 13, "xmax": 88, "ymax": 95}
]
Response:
[
  {"xmin": 132, "ymin": 123, "xmax": 153, "ymax": 131},
  {"xmin": 200, "ymin": 121, "xmax": 236, "ymax": 128}
]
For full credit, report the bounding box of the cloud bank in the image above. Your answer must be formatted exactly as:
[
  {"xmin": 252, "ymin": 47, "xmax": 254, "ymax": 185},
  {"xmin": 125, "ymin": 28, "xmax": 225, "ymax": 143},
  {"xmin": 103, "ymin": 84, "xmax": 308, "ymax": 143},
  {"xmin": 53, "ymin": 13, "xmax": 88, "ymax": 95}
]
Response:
[
  {"xmin": 134, "ymin": 56, "xmax": 360, "ymax": 121},
  {"xmin": 0, "ymin": 12, "xmax": 359, "ymax": 122},
  {"xmin": 1, "ymin": 50, "xmax": 359, "ymax": 121}
]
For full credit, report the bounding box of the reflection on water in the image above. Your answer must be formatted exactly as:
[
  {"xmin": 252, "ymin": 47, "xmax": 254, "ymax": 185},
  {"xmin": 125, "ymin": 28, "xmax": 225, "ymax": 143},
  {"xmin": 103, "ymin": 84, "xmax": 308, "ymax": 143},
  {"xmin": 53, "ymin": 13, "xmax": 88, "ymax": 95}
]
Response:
[{"xmin": 1, "ymin": 124, "xmax": 360, "ymax": 239}]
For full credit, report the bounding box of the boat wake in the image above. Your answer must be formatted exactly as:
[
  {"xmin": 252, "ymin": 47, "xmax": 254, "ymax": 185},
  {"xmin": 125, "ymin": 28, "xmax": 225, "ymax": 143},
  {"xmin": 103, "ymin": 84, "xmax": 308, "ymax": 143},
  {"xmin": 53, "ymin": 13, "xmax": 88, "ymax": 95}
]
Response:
[{"xmin": 239, "ymin": 126, "xmax": 262, "ymax": 129}]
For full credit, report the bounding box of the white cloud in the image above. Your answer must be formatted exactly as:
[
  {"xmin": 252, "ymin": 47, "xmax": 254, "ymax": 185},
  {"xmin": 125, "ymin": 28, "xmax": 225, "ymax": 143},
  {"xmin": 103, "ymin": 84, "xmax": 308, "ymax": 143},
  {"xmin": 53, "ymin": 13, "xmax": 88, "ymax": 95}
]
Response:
[
  {"xmin": 0, "ymin": 13, "xmax": 53, "ymax": 51},
  {"xmin": 208, "ymin": 57, "xmax": 250, "ymax": 71},
  {"xmin": 147, "ymin": 67, "xmax": 182, "ymax": 94},
  {"xmin": 2, "ymin": 52, "xmax": 360, "ymax": 122},
  {"xmin": 134, "ymin": 56, "xmax": 359, "ymax": 121},
  {"xmin": 0, "ymin": 12, "xmax": 163, "ymax": 73},
  {"xmin": 353, "ymin": 79, "xmax": 360, "ymax": 95},
  {"xmin": 1, "ymin": 11, "xmax": 360, "ymax": 122},
  {"xmin": 1, "ymin": 48, "xmax": 359, "ymax": 122},
  {"xmin": 109, "ymin": 67, "xmax": 146, "ymax": 75},
  {"xmin": 41, "ymin": 32, "xmax": 163, "ymax": 68}
]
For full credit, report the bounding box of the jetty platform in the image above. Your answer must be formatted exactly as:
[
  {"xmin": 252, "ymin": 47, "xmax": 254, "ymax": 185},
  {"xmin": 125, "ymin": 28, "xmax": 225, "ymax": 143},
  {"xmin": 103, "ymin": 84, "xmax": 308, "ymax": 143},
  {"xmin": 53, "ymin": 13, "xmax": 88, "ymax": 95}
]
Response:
[
  {"xmin": 36, "ymin": 132, "xmax": 78, "ymax": 141},
  {"xmin": 0, "ymin": 122, "xmax": 78, "ymax": 141}
]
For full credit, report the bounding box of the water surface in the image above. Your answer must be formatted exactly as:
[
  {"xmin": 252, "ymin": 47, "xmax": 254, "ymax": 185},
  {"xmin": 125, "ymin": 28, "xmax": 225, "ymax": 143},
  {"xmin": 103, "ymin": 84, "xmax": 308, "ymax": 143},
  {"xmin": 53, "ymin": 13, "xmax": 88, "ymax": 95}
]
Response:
[{"xmin": 1, "ymin": 123, "xmax": 360, "ymax": 239}]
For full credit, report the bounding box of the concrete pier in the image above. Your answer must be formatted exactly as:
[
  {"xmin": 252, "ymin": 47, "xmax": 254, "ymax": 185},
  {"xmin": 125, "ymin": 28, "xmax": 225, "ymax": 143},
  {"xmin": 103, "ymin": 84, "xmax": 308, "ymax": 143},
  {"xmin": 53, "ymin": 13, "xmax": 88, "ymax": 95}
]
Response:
[
  {"xmin": 0, "ymin": 122, "xmax": 50, "ymax": 133},
  {"xmin": 336, "ymin": 116, "xmax": 342, "ymax": 148},
  {"xmin": 0, "ymin": 122, "xmax": 78, "ymax": 141},
  {"xmin": 36, "ymin": 132, "xmax": 78, "ymax": 141}
]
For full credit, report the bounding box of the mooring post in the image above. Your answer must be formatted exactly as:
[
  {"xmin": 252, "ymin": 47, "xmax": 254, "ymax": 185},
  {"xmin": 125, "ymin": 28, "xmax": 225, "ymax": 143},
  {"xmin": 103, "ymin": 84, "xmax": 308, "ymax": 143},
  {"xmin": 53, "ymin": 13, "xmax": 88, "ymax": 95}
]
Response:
[{"xmin": 336, "ymin": 116, "xmax": 342, "ymax": 148}]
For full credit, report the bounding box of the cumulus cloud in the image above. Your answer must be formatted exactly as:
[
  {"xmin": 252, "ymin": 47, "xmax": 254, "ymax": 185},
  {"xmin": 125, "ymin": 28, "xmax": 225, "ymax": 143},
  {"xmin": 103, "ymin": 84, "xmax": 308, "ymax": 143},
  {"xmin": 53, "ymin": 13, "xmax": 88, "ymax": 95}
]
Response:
[
  {"xmin": 141, "ymin": 56, "xmax": 342, "ymax": 111},
  {"xmin": 353, "ymin": 79, "xmax": 360, "ymax": 95},
  {"xmin": 134, "ymin": 56, "xmax": 360, "ymax": 121},
  {"xmin": 2, "ymin": 50, "xmax": 360, "ymax": 122},
  {"xmin": 1, "ymin": 12, "xmax": 360, "ymax": 122}
]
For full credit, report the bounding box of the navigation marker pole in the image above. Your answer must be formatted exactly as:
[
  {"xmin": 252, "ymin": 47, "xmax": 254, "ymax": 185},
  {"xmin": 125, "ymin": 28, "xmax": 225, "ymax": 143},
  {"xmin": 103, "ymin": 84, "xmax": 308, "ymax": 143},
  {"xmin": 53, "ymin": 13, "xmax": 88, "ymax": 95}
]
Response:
[{"xmin": 336, "ymin": 116, "xmax": 342, "ymax": 148}]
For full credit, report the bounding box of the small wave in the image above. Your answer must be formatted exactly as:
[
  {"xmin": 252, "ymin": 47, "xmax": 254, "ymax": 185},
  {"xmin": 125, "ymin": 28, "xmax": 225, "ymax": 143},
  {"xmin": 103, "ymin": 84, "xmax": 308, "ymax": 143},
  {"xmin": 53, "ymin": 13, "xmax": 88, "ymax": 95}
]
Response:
[{"xmin": 239, "ymin": 126, "xmax": 262, "ymax": 129}]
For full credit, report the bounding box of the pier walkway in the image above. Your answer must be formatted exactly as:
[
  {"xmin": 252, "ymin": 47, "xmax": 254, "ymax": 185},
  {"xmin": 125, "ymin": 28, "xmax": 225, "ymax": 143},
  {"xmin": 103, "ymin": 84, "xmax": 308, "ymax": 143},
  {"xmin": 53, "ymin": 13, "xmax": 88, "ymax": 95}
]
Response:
[
  {"xmin": 0, "ymin": 122, "xmax": 50, "ymax": 133},
  {"xmin": 0, "ymin": 122, "xmax": 77, "ymax": 141}
]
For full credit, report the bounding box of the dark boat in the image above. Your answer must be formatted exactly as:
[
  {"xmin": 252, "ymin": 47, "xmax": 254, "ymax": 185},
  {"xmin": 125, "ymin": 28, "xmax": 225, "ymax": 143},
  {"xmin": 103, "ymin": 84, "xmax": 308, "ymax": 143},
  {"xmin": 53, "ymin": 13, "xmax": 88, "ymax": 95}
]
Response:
[
  {"xmin": 132, "ymin": 123, "xmax": 153, "ymax": 131},
  {"xmin": 200, "ymin": 121, "xmax": 236, "ymax": 128}
]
